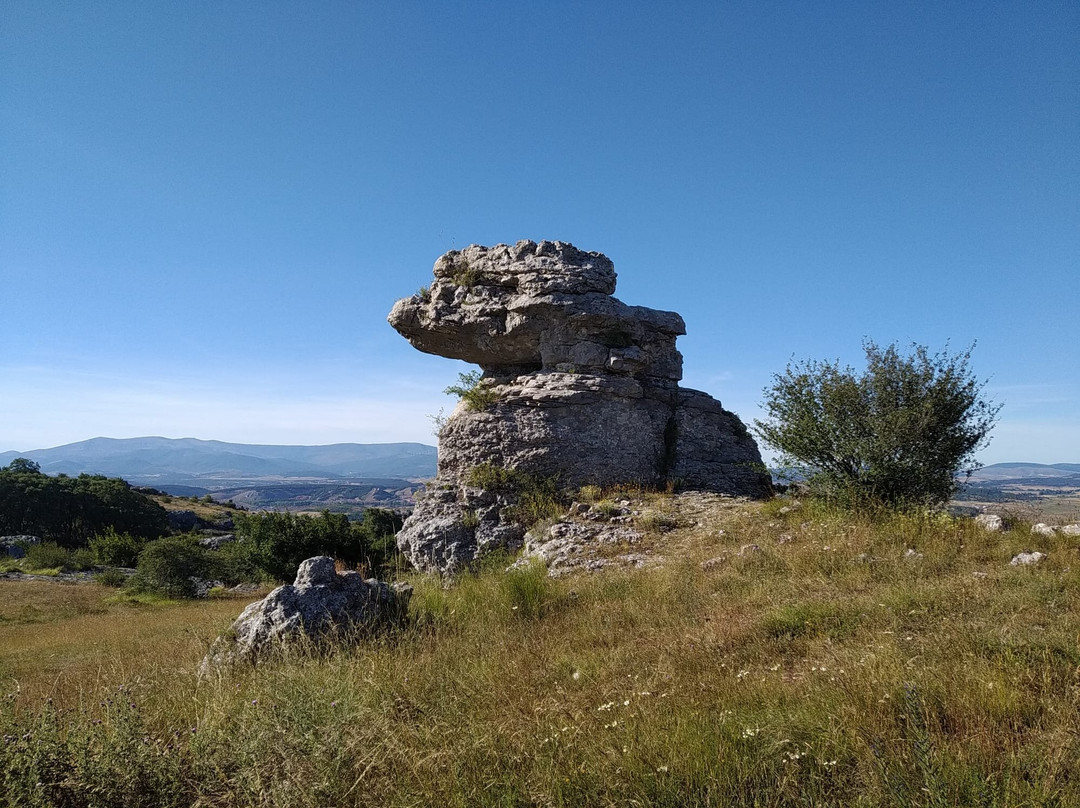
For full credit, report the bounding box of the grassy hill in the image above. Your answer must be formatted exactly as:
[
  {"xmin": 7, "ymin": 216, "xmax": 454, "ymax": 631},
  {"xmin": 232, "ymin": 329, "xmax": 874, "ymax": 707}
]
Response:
[{"xmin": 2, "ymin": 493, "xmax": 1078, "ymax": 806}]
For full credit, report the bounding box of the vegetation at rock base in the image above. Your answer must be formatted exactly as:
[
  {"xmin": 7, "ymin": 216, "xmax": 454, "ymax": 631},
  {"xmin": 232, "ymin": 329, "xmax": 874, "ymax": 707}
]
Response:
[
  {"xmin": 3, "ymin": 493, "xmax": 1079, "ymax": 806},
  {"xmin": 467, "ymin": 461, "xmax": 566, "ymax": 526},
  {"xmin": 755, "ymin": 341, "xmax": 1001, "ymax": 510}
]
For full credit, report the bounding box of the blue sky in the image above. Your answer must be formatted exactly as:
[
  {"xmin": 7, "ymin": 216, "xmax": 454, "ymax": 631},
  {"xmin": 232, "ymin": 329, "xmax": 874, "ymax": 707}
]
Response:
[{"xmin": 2, "ymin": 2, "xmax": 1077, "ymax": 464}]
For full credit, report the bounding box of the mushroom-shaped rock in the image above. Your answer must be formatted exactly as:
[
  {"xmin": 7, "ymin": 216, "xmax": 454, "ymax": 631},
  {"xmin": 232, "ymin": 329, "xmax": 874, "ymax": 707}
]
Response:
[
  {"xmin": 199, "ymin": 557, "xmax": 412, "ymax": 673},
  {"xmin": 389, "ymin": 241, "xmax": 772, "ymax": 575}
]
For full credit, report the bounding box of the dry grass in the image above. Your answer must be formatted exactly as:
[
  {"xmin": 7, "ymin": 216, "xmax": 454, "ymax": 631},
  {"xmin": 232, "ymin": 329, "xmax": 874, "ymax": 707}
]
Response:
[
  {"xmin": 3, "ymin": 496, "xmax": 1080, "ymax": 806},
  {"xmin": 0, "ymin": 582, "xmax": 263, "ymax": 705}
]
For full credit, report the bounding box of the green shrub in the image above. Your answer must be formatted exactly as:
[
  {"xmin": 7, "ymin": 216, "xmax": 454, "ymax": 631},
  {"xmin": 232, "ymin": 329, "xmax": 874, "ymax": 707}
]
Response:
[
  {"xmin": 229, "ymin": 508, "xmax": 404, "ymax": 582},
  {"xmin": 70, "ymin": 547, "xmax": 97, "ymax": 571},
  {"xmin": 94, "ymin": 568, "xmax": 128, "ymax": 587},
  {"xmin": 89, "ymin": 529, "xmax": 146, "ymax": 567},
  {"xmin": 130, "ymin": 535, "xmax": 212, "ymax": 598},
  {"xmin": 444, "ymin": 370, "xmax": 500, "ymax": 411},
  {"xmin": 24, "ymin": 541, "xmax": 73, "ymax": 571},
  {"xmin": 755, "ymin": 341, "xmax": 1001, "ymax": 509}
]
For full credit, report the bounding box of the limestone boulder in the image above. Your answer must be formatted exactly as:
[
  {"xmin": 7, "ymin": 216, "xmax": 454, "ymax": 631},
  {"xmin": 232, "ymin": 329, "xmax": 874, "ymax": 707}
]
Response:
[
  {"xmin": 389, "ymin": 241, "xmax": 771, "ymax": 575},
  {"xmin": 973, "ymin": 514, "xmax": 1004, "ymax": 532},
  {"xmin": 199, "ymin": 557, "xmax": 412, "ymax": 673}
]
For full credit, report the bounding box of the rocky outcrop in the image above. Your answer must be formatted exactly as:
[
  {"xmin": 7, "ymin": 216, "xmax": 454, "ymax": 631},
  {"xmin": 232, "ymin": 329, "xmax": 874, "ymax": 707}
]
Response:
[
  {"xmin": 199, "ymin": 557, "xmax": 412, "ymax": 673},
  {"xmin": 1, "ymin": 535, "xmax": 41, "ymax": 558},
  {"xmin": 389, "ymin": 240, "xmax": 771, "ymax": 574}
]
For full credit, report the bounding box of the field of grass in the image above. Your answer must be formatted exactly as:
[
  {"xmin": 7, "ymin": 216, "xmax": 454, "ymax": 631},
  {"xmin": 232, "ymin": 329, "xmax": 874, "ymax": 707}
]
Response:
[{"xmin": 2, "ymin": 495, "xmax": 1079, "ymax": 807}]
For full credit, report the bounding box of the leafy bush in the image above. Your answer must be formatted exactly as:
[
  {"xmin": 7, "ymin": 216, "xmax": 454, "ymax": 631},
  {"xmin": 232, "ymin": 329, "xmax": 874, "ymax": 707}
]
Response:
[
  {"xmin": 24, "ymin": 541, "xmax": 73, "ymax": 571},
  {"xmin": 444, "ymin": 370, "xmax": 499, "ymax": 411},
  {"xmin": 89, "ymin": 529, "xmax": 146, "ymax": 567},
  {"xmin": 230, "ymin": 508, "xmax": 405, "ymax": 582},
  {"xmin": 754, "ymin": 341, "xmax": 1000, "ymax": 509},
  {"xmin": 130, "ymin": 536, "xmax": 213, "ymax": 598},
  {"xmin": 70, "ymin": 548, "xmax": 97, "ymax": 571},
  {"xmin": 94, "ymin": 568, "xmax": 128, "ymax": 587}
]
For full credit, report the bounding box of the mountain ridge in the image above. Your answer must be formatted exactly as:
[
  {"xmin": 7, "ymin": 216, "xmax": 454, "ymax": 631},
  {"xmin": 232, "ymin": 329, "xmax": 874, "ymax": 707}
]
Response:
[{"xmin": 0, "ymin": 436, "xmax": 437, "ymax": 483}]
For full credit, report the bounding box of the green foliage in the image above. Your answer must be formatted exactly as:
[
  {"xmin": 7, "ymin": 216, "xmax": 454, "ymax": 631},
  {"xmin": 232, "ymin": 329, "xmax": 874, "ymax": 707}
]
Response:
[
  {"xmin": 755, "ymin": 341, "xmax": 1001, "ymax": 509},
  {"xmin": 501, "ymin": 560, "xmax": 551, "ymax": 619},
  {"xmin": 0, "ymin": 460, "xmax": 169, "ymax": 547},
  {"xmin": 130, "ymin": 535, "xmax": 214, "ymax": 598},
  {"xmin": 70, "ymin": 547, "xmax": 97, "ymax": 571},
  {"xmin": 230, "ymin": 508, "xmax": 405, "ymax": 582},
  {"xmin": 466, "ymin": 461, "xmax": 520, "ymax": 494},
  {"xmin": 90, "ymin": 529, "xmax": 147, "ymax": 567},
  {"xmin": 24, "ymin": 541, "xmax": 73, "ymax": 572},
  {"xmin": 466, "ymin": 462, "xmax": 566, "ymax": 526},
  {"xmin": 450, "ymin": 257, "xmax": 485, "ymax": 287},
  {"xmin": 443, "ymin": 370, "xmax": 500, "ymax": 411},
  {"xmin": 416, "ymin": 284, "xmax": 431, "ymax": 301},
  {"xmin": 94, "ymin": 568, "xmax": 128, "ymax": 587}
]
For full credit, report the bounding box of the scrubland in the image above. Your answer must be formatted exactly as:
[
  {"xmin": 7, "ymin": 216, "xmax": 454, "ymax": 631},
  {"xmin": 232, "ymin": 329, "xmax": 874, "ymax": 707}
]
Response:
[{"xmin": 2, "ymin": 494, "xmax": 1079, "ymax": 807}]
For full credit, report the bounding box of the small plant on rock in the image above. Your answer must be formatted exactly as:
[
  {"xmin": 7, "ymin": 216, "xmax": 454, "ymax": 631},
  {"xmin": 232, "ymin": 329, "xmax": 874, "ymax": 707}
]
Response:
[
  {"xmin": 451, "ymin": 258, "xmax": 485, "ymax": 288},
  {"xmin": 467, "ymin": 462, "xmax": 567, "ymax": 527},
  {"xmin": 444, "ymin": 370, "xmax": 500, "ymax": 411}
]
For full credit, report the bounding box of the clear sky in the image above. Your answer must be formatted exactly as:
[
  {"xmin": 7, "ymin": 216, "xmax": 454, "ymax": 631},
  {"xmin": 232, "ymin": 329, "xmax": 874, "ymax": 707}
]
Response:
[{"xmin": 2, "ymin": 2, "xmax": 1077, "ymax": 464}]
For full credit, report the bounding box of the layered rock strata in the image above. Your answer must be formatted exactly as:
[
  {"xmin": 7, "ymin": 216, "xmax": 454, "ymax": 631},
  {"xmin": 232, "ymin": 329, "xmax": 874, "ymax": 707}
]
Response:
[{"xmin": 388, "ymin": 240, "xmax": 771, "ymax": 574}]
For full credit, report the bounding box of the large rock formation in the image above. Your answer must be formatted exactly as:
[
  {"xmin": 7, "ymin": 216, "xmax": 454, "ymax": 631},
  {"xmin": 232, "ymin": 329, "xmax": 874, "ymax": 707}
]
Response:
[{"xmin": 389, "ymin": 240, "xmax": 771, "ymax": 574}]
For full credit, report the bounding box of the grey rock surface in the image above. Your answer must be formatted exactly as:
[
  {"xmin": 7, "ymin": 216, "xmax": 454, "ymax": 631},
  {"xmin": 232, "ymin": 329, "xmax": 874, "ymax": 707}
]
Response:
[
  {"xmin": 168, "ymin": 510, "xmax": 200, "ymax": 532},
  {"xmin": 1, "ymin": 535, "xmax": 41, "ymax": 558},
  {"xmin": 198, "ymin": 533, "xmax": 237, "ymax": 550},
  {"xmin": 517, "ymin": 519, "xmax": 649, "ymax": 578},
  {"xmin": 973, "ymin": 514, "xmax": 1004, "ymax": 532},
  {"xmin": 1010, "ymin": 551, "xmax": 1046, "ymax": 566},
  {"xmin": 1062, "ymin": 524, "xmax": 1080, "ymax": 537},
  {"xmin": 390, "ymin": 241, "xmax": 771, "ymax": 574},
  {"xmin": 1031, "ymin": 523, "xmax": 1057, "ymax": 536},
  {"xmin": 199, "ymin": 556, "xmax": 412, "ymax": 673}
]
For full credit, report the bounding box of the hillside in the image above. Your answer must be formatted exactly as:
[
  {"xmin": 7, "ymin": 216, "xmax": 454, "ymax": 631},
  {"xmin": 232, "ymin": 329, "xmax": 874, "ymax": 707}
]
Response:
[{"xmin": 3, "ymin": 492, "xmax": 1079, "ymax": 805}]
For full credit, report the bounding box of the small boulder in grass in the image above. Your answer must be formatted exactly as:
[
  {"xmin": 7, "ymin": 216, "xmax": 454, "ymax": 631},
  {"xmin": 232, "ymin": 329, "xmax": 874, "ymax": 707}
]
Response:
[
  {"xmin": 1031, "ymin": 523, "xmax": 1057, "ymax": 537},
  {"xmin": 974, "ymin": 514, "xmax": 1004, "ymax": 532},
  {"xmin": 199, "ymin": 556, "xmax": 412, "ymax": 674},
  {"xmin": 1010, "ymin": 551, "xmax": 1046, "ymax": 567},
  {"xmin": 1061, "ymin": 524, "xmax": 1080, "ymax": 537}
]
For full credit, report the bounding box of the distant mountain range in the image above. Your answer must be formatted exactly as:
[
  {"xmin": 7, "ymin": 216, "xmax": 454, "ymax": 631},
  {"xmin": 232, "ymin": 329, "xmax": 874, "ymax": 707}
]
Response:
[
  {"xmin": 1, "ymin": 440, "xmax": 1075, "ymax": 497},
  {"xmin": 0, "ymin": 436, "xmax": 437, "ymax": 486},
  {"xmin": 967, "ymin": 462, "xmax": 1080, "ymax": 483}
]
